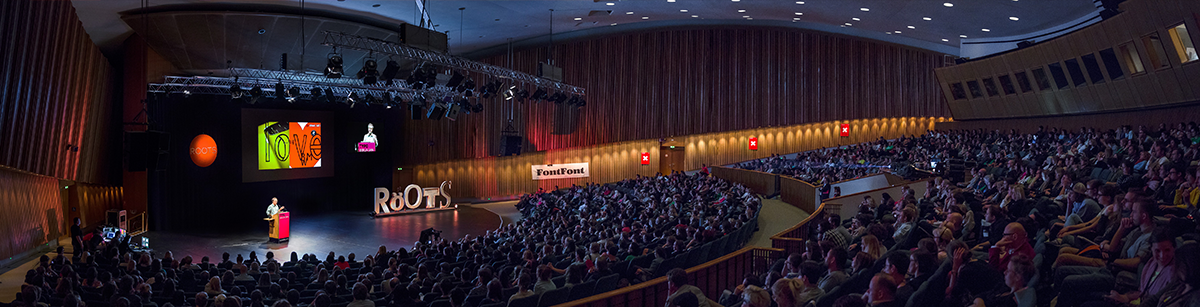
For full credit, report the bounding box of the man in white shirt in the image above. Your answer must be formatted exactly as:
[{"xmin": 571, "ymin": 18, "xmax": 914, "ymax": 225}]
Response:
[
  {"xmin": 266, "ymin": 197, "xmax": 284, "ymax": 217},
  {"xmin": 361, "ymin": 123, "xmax": 378, "ymax": 146}
]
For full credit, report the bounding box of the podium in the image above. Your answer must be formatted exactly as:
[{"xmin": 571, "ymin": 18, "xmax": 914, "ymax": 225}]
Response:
[{"xmin": 267, "ymin": 212, "xmax": 290, "ymax": 242}]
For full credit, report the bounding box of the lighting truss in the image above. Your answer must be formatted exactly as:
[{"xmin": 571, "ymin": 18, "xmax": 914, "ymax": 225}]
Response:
[
  {"xmin": 321, "ymin": 31, "xmax": 586, "ymax": 96},
  {"xmin": 146, "ymin": 75, "xmax": 443, "ymax": 104}
]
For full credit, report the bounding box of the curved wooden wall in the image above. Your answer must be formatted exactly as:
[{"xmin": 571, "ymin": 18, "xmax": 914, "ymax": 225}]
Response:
[
  {"xmin": 413, "ymin": 117, "xmax": 944, "ymax": 200},
  {"xmin": 0, "ymin": 167, "xmax": 64, "ymax": 260},
  {"xmin": 0, "ymin": 0, "xmax": 116, "ymax": 183},
  {"xmin": 709, "ymin": 166, "xmax": 778, "ymax": 197},
  {"xmin": 937, "ymin": 0, "xmax": 1200, "ymax": 120},
  {"xmin": 402, "ymin": 26, "xmax": 951, "ymax": 165},
  {"xmin": 75, "ymin": 184, "xmax": 124, "ymax": 229}
]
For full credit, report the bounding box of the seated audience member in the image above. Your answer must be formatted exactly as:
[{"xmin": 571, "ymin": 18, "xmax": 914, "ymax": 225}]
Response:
[
  {"xmin": 899, "ymin": 251, "xmax": 936, "ymax": 305},
  {"xmin": 741, "ymin": 285, "xmax": 771, "ymax": 307},
  {"xmin": 671, "ymin": 292, "xmax": 699, "ymax": 307},
  {"xmin": 1052, "ymin": 199, "xmax": 1156, "ymax": 271},
  {"xmin": 879, "ymin": 252, "xmax": 911, "ymax": 305},
  {"xmin": 970, "ymin": 254, "xmax": 1035, "ymax": 307},
  {"xmin": 820, "ymin": 247, "xmax": 850, "ymax": 292},
  {"xmin": 985, "ymin": 222, "xmax": 1034, "ymax": 272},
  {"xmin": 1149, "ymin": 243, "xmax": 1200, "ymax": 307},
  {"xmin": 508, "ymin": 273, "xmax": 535, "ymax": 305},
  {"xmin": 865, "ymin": 273, "xmax": 902, "ymax": 307},
  {"xmin": 946, "ymin": 240, "xmax": 1003, "ymax": 306},
  {"xmin": 1070, "ymin": 229, "xmax": 1178, "ymax": 307},
  {"xmin": 665, "ymin": 268, "xmax": 715, "ymax": 307}
]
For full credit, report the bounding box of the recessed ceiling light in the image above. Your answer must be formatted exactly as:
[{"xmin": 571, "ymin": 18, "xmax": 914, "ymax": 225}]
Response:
[
  {"xmin": 738, "ymin": 9, "xmax": 746, "ymax": 13},
  {"xmin": 860, "ymin": 7, "xmax": 869, "ymax": 11},
  {"xmin": 1009, "ymin": 16, "xmax": 1019, "ymax": 21},
  {"xmin": 680, "ymin": 9, "xmax": 688, "ymax": 12},
  {"xmin": 626, "ymin": 11, "xmax": 633, "ymax": 14},
  {"xmin": 894, "ymin": 30, "xmax": 902, "ymax": 33},
  {"xmin": 852, "ymin": 17, "xmax": 860, "ymax": 21},
  {"xmin": 606, "ymin": 2, "xmax": 614, "ymax": 5},
  {"xmin": 372, "ymin": 4, "xmax": 380, "ymax": 7},
  {"xmin": 667, "ymin": 0, "xmax": 674, "ymax": 2},
  {"xmin": 923, "ymin": 17, "xmax": 932, "ymax": 21},
  {"xmin": 981, "ymin": 28, "xmax": 990, "ymax": 32},
  {"xmin": 793, "ymin": 17, "xmax": 801, "ymax": 20},
  {"xmin": 795, "ymin": 12, "xmax": 803, "ymax": 15},
  {"xmin": 747, "ymin": 18, "xmax": 753, "ymax": 20},
  {"xmin": 574, "ymin": 17, "xmax": 582, "ymax": 20},
  {"xmin": 845, "ymin": 23, "xmax": 852, "ymax": 26},
  {"xmin": 692, "ymin": 15, "xmax": 698, "ymax": 18},
  {"xmin": 611, "ymin": 23, "xmax": 617, "ymax": 26},
  {"xmin": 943, "ymin": 2, "xmax": 954, "ymax": 7},
  {"xmin": 886, "ymin": 32, "xmax": 892, "ymax": 34},
  {"xmin": 960, "ymin": 34, "xmax": 968, "ymax": 38},
  {"xmin": 743, "ymin": 15, "xmax": 750, "ymax": 18},
  {"xmin": 796, "ymin": 1, "xmax": 804, "ymax": 4},
  {"xmin": 732, "ymin": 0, "xmax": 740, "ymax": 2},
  {"xmin": 942, "ymin": 38, "xmax": 949, "ymax": 41},
  {"xmin": 907, "ymin": 25, "xmax": 915, "ymax": 29},
  {"xmin": 642, "ymin": 16, "xmax": 649, "ymax": 19}
]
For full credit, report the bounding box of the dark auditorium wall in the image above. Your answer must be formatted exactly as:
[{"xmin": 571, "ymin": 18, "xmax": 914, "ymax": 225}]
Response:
[
  {"xmin": 413, "ymin": 117, "xmax": 944, "ymax": 200},
  {"xmin": 935, "ymin": 102, "xmax": 1200, "ymax": 133},
  {"xmin": 0, "ymin": 167, "xmax": 65, "ymax": 262},
  {"xmin": 401, "ymin": 26, "xmax": 951, "ymax": 165},
  {"xmin": 0, "ymin": 0, "xmax": 119, "ymax": 184},
  {"xmin": 937, "ymin": 0, "xmax": 1200, "ymax": 120}
]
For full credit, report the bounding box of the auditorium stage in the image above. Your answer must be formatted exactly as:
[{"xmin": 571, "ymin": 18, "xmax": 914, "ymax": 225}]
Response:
[{"xmin": 137, "ymin": 205, "xmax": 505, "ymax": 261}]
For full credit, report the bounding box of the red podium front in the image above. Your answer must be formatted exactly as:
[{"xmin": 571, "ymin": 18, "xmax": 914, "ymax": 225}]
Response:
[{"xmin": 269, "ymin": 212, "xmax": 290, "ymax": 242}]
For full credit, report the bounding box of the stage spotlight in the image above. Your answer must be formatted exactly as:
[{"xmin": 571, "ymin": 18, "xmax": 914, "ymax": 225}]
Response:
[
  {"xmin": 412, "ymin": 93, "xmax": 427, "ymax": 106},
  {"xmin": 474, "ymin": 102, "xmax": 484, "ymax": 113},
  {"xmin": 530, "ymin": 88, "xmax": 547, "ymax": 101},
  {"xmin": 326, "ymin": 53, "xmax": 344, "ymax": 78},
  {"xmin": 457, "ymin": 98, "xmax": 472, "ymax": 114},
  {"xmin": 274, "ymin": 82, "xmax": 286, "ymax": 101},
  {"xmin": 516, "ymin": 89, "xmax": 530, "ymax": 101},
  {"xmin": 248, "ymin": 86, "xmax": 263, "ymax": 104},
  {"xmin": 446, "ymin": 71, "xmax": 465, "ymax": 88},
  {"xmin": 230, "ymin": 85, "xmax": 244, "ymax": 99},
  {"xmin": 347, "ymin": 92, "xmax": 359, "ymax": 108},
  {"xmin": 309, "ymin": 87, "xmax": 322, "ymax": 100},
  {"xmin": 365, "ymin": 93, "xmax": 378, "ymax": 105},
  {"xmin": 324, "ymin": 88, "xmax": 336, "ymax": 103},
  {"xmin": 503, "ymin": 86, "xmax": 516, "ymax": 101},
  {"xmin": 381, "ymin": 60, "xmax": 400, "ymax": 85},
  {"xmin": 358, "ymin": 59, "xmax": 379, "ymax": 85},
  {"xmin": 461, "ymin": 79, "xmax": 476, "ymax": 92},
  {"xmin": 550, "ymin": 92, "xmax": 567, "ymax": 104},
  {"xmin": 423, "ymin": 67, "xmax": 438, "ymax": 86},
  {"xmin": 566, "ymin": 95, "xmax": 579, "ymax": 105},
  {"xmin": 576, "ymin": 96, "xmax": 586, "ymax": 107},
  {"xmin": 406, "ymin": 66, "xmax": 425, "ymax": 88}
]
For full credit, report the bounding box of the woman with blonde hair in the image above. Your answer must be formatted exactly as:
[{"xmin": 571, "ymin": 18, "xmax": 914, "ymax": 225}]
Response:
[
  {"xmin": 205, "ymin": 276, "xmax": 226, "ymax": 296},
  {"xmin": 861, "ymin": 235, "xmax": 885, "ymax": 260}
]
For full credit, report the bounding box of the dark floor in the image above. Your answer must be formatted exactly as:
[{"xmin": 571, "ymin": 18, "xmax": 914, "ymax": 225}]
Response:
[{"xmin": 138, "ymin": 207, "xmax": 502, "ymax": 261}]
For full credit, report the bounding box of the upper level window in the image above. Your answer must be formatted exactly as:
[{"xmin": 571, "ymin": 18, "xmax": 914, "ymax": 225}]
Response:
[
  {"xmin": 1142, "ymin": 33, "xmax": 1171, "ymax": 69},
  {"xmin": 1014, "ymin": 71, "xmax": 1033, "ymax": 93},
  {"xmin": 1119, "ymin": 43, "xmax": 1145, "ymax": 74},
  {"xmin": 1168, "ymin": 23, "xmax": 1198, "ymax": 63}
]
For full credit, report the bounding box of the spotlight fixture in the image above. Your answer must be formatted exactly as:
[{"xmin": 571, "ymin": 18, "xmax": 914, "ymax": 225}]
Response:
[
  {"xmin": 310, "ymin": 87, "xmax": 322, "ymax": 100},
  {"xmin": 549, "ymin": 92, "xmax": 567, "ymax": 104},
  {"xmin": 324, "ymin": 88, "xmax": 336, "ymax": 103},
  {"xmin": 516, "ymin": 89, "xmax": 530, "ymax": 101},
  {"xmin": 406, "ymin": 66, "xmax": 426, "ymax": 89},
  {"xmin": 274, "ymin": 82, "xmax": 286, "ymax": 100},
  {"xmin": 325, "ymin": 52, "xmax": 344, "ymax": 78},
  {"xmin": 357, "ymin": 58, "xmax": 380, "ymax": 85},
  {"xmin": 503, "ymin": 86, "xmax": 516, "ymax": 100},
  {"xmin": 446, "ymin": 71, "xmax": 465, "ymax": 88},
  {"xmin": 575, "ymin": 96, "xmax": 586, "ymax": 107},
  {"xmin": 248, "ymin": 86, "xmax": 263, "ymax": 104},
  {"xmin": 230, "ymin": 85, "xmax": 244, "ymax": 99},
  {"xmin": 381, "ymin": 60, "xmax": 400, "ymax": 85},
  {"xmin": 530, "ymin": 88, "xmax": 548, "ymax": 101},
  {"xmin": 347, "ymin": 92, "xmax": 359, "ymax": 108}
]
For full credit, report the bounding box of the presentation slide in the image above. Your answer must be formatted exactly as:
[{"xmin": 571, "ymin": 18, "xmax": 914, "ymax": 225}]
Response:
[
  {"xmin": 241, "ymin": 109, "xmax": 335, "ymax": 183},
  {"xmin": 257, "ymin": 121, "xmax": 323, "ymax": 170}
]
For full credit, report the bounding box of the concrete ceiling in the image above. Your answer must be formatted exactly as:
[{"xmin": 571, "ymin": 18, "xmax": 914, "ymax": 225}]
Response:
[{"xmin": 73, "ymin": 0, "xmax": 1100, "ymax": 59}]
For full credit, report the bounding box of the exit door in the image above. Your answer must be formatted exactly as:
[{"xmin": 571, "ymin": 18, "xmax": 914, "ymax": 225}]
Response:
[{"xmin": 659, "ymin": 146, "xmax": 686, "ymax": 174}]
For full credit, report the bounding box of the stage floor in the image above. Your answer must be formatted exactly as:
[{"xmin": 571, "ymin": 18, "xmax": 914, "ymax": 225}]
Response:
[{"xmin": 138, "ymin": 205, "xmax": 504, "ymax": 262}]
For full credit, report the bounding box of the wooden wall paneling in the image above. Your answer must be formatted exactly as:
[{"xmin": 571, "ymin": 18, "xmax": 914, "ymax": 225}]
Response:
[
  {"xmin": 0, "ymin": 0, "xmax": 113, "ymax": 182},
  {"xmin": 0, "ymin": 168, "xmax": 64, "ymax": 261}
]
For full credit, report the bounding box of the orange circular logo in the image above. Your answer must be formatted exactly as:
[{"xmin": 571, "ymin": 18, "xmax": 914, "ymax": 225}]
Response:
[{"xmin": 189, "ymin": 134, "xmax": 218, "ymax": 167}]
